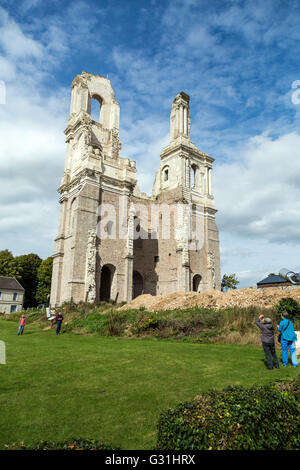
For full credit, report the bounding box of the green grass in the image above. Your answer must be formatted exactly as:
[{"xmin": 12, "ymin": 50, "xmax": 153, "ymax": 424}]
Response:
[{"xmin": 0, "ymin": 321, "xmax": 299, "ymax": 450}]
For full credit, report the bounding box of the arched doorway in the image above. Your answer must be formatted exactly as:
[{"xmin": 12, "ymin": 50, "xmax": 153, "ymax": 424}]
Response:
[
  {"xmin": 192, "ymin": 274, "xmax": 202, "ymax": 293},
  {"xmin": 132, "ymin": 271, "xmax": 143, "ymax": 299},
  {"xmin": 100, "ymin": 264, "xmax": 115, "ymax": 301}
]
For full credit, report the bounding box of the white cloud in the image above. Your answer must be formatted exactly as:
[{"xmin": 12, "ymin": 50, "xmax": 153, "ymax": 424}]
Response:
[
  {"xmin": 0, "ymin": 7, "xmax": 69, "ymax": 258},
  {"xmin": 214, "ymin": 131, "xmax": 300, "ymax": 286},
  {"xmin": 214, "ymin": 132, "xmax": 300, "ymax": 241},
  {"xmin": 0, "ymin": 20, "xmax": 43, "ymax": 59}
]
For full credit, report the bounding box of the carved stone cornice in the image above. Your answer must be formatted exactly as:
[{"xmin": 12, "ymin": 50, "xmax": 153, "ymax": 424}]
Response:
[{"xmin": 161, "ymin": 141, "xmax": 215, "ymax": 163}]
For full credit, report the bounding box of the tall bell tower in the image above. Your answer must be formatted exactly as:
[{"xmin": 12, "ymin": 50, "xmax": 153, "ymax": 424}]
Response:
[
  {"xmin": 50, "ymin": 72, "xmax": 137, "ymax": 307},
  {"xmin": 152, "ymin": 91, "xmax": 220, "ymax": 293}
]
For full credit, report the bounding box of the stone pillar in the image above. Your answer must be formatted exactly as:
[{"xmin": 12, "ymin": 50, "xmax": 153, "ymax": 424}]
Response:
[
  {"xmin": 176, "ymin": 203, "xmax": 190, "ymax": 292},
  {"xmin": 185, "ymin": 158, "xmax": 190, "ymax": 188},
  {"xmin": 180, "ymin": 106, "xmax": 184, "ymax": 133},
  {"xmin": 204, "ymin": 166, "xmax": 209, "ymax": 195},
  {"xmin": 208, "ymin": 168, "xmax": 212, "ymax": 195},
  {"xmin": 176, "ymin": 106, "xmax": 180, "ymax": 137},
  {"xmin": 200, "ymin": 171, "xmax": 204, "ymax": 195},
  {"xmin": 183, "ymin": 106, "xmax": 187, "ymax": 135},
  {"xmin": 124, "ymin": 256, "xmax": 134, "ymax": 302},
  {"xmin": 124, "ymin": 205, "xmax": 135, "ymax": 301},
  {"xmin": 85, "ymin": 229, "xmax": 97, "ymax": 302},
  {"xmin": 207, "ymin": 250, "xmax": 216, "ymax": 290}
]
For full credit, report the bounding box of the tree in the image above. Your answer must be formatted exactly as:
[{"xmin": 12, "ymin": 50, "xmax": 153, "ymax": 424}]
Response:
[
  {"xmin": 275, "ymin": 298, "xmax": 300, "ymax": 319},
  {"xmin": 36, "ymin": 257, "xmax": 53, "ymax": 304},
  {"xmin": 15, "ymin": 254, "xmax": 42, "ymax": 308},
  {"xmin": 221, "ymin": 274, "xmax": 239, "ymax": 291},
  {"xmin": 0, "ymin": 250, "xmax": 22, "ymax": 279}
]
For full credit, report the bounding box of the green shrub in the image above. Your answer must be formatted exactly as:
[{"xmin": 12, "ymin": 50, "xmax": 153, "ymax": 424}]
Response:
[
  {"xmin": 275, "ymin": 298, "xmax": 300, "ymax": 319},
  {"xmin": 156, "ymin": 379, "xmax": 300, "ymax": 450},
  {"xmin": 6, "ymin": 438, "xmax": 120, "ymax": 450},
  {"xmin": 0, "ymin": 311, "xmax": 41, "ymax": 324},
  {"xmin": 131, "ymin": 314, "xmax": 160, "ymax": 334}
]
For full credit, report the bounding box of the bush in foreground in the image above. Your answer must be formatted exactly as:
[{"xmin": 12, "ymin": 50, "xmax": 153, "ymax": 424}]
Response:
[{"xmin": 157, "ymin": 378, "xmax": 300, "ymax": 450}]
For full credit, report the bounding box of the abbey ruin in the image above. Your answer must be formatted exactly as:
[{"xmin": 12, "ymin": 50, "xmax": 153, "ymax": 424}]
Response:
[{"xmin": 50, "ymin": 72, "xmax": 221, "ymax": 306}]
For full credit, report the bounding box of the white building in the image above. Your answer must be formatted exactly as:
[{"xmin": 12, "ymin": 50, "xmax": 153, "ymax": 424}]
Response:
[{"xmin": 0, "ymin": 277, "xmax": 25, "ymax": 313}]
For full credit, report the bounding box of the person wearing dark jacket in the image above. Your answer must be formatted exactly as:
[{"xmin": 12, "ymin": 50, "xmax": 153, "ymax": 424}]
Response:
[
  {"xmin": 55, "ymin": 312, "xmax": 64, "ymax": 335},
  {"xmin": 255, "ymin": 314, "xmax": 279, "ymax": 370}
]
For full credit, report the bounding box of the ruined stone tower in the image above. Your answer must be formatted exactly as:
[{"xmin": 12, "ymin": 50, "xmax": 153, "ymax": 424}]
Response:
[{"xmin": 50, "ymin": 72, "xmax": 220, "ymax": 307}]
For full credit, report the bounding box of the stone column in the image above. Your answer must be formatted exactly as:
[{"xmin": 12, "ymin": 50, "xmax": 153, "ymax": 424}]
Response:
[
  {"xmin": 85, "ymin": 229, "xmax": 97, "ymax": 302},
  {"xmin": 176, "ymin": 203, "xmax": 190, "ymax": 292},
  {"xmin": 204, "ymin": 167, "xmax": 209, "ymax": 195},
  {"xmin": 124, "ymin": 205, "xmax": 135, "ymax": 301},
  {"xmin": 176, "ymin": 106, "xmax": 180, "ymax": 137},
  {"xmin": 180, "ymin": 106, "xmax": 184, "ymax": 133},
  {"xmin": 70, "ymin": 85, "xmax": 77, "ymax": 114},
  {"xmin": 186, "ymin": 158, "xmax": 190, "ymax": 188},
  {"xmin": 208, "ymin": 168, "xmax": 212, "ymax": 195},
  {"xmin": 183, "ymin": 106, "xmax": 187, "ymax": 135},
  {"xmin": 124, "ymin": 256, "xmax": 134, "ymax": 302}
]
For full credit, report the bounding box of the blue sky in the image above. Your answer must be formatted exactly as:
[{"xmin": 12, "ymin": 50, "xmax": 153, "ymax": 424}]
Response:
[{"xmin": 1, "ymin": 0, "xmax": 300, "ymax": 288}]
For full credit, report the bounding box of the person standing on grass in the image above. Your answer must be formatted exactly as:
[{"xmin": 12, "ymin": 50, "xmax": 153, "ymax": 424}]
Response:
[
  {"xmin": 277, "ymin": 311, "xmax": 298, "ymax": 368},
  {"xmin": 17, "ymin": 315, "xmax": 26, "ymax": 336},
  {"xmin": 55, "ymin": 312, "xmax": 64, "ymax": 335},
  {"xmin": 255, "ymin": 314, "xmax": 279, "ymax": 370}
]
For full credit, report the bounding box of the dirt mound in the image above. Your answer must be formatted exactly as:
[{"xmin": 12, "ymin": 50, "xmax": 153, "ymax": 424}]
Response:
[{"xmin": 118, "ymin": 287, "xmax": 300, "ymax": 311}]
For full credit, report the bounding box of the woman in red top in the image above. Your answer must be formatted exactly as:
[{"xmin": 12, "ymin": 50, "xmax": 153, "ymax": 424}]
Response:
[{"xmin": 18, "ymin": 315, "xmax": 26, "ymax": 336}]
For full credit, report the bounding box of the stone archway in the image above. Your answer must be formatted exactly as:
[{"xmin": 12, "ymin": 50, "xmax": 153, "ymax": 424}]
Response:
[
  {"xmin": 132, "ymin": 270, "xmax": 143, "ymax": 299},
  {"xmin": 192, "ymin": 274, "xmax": 202, "ymax": 293},
  {"xmin": 100, "ymin": 264, "xmax": 115, "ymax": 301}
]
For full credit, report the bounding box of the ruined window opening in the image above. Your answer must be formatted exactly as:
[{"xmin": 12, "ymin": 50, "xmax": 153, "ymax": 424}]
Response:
[
  {"xmin": 191, "ymin": 164, "xmax": 197, "ymax": 188},
  {"xmin": 164, "ymin": 168, "xmax": 169, "ymax": 182},
  {"xmin": 104, "ymin": 221, "xmax": 113, "ymax": 235},
  {"xmin": 91, "ymin": 95, "xmax": 102, "ymax": 122},
  {"xmin": 134, "ymin": 216, "xmax": 141, "ymax": 233}
]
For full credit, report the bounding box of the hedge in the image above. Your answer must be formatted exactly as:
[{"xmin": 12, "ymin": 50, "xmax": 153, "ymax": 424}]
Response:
[
  {"xmin": 5, "ymin": 438, "xmax": 120, "ymax": 450},
  {"xmin": 156, "ymin": 378, "xmax": 300, "ymax": 450}
]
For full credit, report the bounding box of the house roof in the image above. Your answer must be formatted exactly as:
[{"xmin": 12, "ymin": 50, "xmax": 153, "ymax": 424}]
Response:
[
  {"xmin": 0, "ymin": 276, "xmax": 25, "ymax": 291},
  {"xmin": 257, "ymin": 275, "xmax": 288, "ymax": 285}
]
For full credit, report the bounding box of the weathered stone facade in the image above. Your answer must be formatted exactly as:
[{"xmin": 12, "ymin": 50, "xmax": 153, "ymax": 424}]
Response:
[{"xmin": 50, "ymin": 72, "xmax": 221, "ymax": 306}]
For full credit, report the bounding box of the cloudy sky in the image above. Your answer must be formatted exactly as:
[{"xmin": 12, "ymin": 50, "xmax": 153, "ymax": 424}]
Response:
[{"xmin": 1, "ymin": 0, "xmax": 300, "ymax": 288}]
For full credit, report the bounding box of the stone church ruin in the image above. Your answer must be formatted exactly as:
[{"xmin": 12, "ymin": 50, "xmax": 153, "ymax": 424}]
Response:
[{"xmin": 50, "ymin": 72, "xmax": 220, "ymax": 306}]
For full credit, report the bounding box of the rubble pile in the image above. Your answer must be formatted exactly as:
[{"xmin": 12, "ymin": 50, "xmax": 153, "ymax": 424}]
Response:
[{"xmin": 118, "ymin": 287, "xmax": 300, "ymax": 312}]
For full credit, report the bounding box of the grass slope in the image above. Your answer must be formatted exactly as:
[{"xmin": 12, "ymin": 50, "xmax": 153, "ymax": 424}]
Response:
[{"xmin": 0, "ymin": 321, "xmax": 298, "ymax": 449}]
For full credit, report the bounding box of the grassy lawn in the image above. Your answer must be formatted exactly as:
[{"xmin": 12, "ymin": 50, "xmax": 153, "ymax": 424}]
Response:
[{"xmin": 0, "ymin": 320, "xmax": 299, "ymax": 450}]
